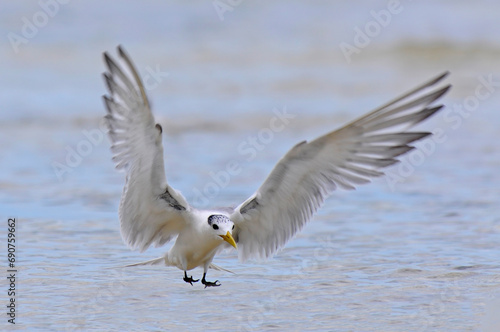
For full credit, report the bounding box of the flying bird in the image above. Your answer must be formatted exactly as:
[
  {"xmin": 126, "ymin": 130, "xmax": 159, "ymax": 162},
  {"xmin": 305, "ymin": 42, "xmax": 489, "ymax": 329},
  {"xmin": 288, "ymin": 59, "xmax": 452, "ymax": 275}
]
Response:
[{"xmin": 102, "ymin": 45, "xmax": 450, "ymax": 287}]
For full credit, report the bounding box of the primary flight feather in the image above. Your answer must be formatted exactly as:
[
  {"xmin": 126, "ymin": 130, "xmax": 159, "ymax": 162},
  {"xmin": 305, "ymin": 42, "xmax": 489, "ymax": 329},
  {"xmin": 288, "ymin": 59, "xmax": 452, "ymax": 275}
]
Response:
[{"xmin": 103, "ymin": 45, "xmax": 450, "ymax": 287}]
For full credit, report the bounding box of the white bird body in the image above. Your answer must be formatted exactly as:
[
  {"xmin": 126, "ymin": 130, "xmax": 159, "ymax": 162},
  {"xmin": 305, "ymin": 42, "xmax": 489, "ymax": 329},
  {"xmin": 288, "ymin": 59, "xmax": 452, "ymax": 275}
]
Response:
[
  {"xmin": 102, "ymin": 46, "xmax": 451, "ymax": 287},
  {"xmin": 167, "ymin": 210, "xmax": 230, "ymax": 271}
]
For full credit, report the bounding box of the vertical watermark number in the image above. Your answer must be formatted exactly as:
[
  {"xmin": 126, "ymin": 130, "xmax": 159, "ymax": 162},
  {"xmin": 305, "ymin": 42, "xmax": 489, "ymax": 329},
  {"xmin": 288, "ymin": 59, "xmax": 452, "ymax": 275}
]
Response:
[{"xmin": 6, "ymin": 218, "xmax": 16, "ymax": 325}]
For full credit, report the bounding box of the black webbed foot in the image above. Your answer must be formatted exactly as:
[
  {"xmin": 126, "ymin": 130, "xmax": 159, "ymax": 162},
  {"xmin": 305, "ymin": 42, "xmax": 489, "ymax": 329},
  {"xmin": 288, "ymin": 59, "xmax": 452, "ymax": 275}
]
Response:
[
  {"xmin": 201, "ymin": 273, "xmax": 220, "ymax": 288},
  {"xmin": 183, "ymin": 271, "xmax": 199, "ymax": 285}
]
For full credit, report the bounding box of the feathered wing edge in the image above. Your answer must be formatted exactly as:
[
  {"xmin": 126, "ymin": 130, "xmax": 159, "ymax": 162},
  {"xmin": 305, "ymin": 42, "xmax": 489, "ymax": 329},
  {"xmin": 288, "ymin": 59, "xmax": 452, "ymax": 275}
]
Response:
[
  {"xmin": 103, "ymin": 45, "xmax": 191, "ymax": 252},
  {"xmin": 231, "ymin": 72, "xmax": 451, "ymax": 261}
]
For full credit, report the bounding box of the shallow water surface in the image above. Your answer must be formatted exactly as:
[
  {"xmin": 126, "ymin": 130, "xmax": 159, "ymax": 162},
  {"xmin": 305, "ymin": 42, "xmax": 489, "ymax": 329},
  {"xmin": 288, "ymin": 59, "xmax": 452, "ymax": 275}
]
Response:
[{"xmin": 1, "ymin": 1, "xmax": 500, "ymax": 331}]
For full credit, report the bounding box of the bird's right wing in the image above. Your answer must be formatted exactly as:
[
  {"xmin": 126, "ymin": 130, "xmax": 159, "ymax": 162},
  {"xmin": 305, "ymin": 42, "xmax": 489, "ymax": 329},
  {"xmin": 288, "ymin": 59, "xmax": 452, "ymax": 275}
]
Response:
[
  {"xmin": 103, "ymin": 46, "xmax": 191, "ymax": 252},
  {"xmin": 231, "ymin": 72, "xmax": 451, "ymax": 261}
]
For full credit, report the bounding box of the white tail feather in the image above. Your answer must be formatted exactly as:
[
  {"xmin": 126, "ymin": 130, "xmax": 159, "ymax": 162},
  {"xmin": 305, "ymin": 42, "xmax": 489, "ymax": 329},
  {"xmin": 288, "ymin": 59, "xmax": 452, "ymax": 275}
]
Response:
[
  {"xmin": 209, "ymin": 263, "xmax": 235, "ymax": 274},
  {"xmin": 123, "ymin": 257, "xmax": 234, "ymax": 274},
  {"xmin": 123, "ymin": 257, "xmax": 165, "ymax": 267}
]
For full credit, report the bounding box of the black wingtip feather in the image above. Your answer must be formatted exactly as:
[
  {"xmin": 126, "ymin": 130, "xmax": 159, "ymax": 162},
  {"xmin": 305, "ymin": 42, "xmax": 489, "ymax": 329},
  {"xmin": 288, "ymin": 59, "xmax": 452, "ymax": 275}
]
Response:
[
  {"xmin": 389, "ymin": 145, "xmax": 416, "ymax": 158},
  {"xmin": 102, "ymin": 73, "xmax": 113, "ymax": 94},
  {"xmin": 102, "ymin": 95, "xmax": 113, "ymax": 114},
  {"xmin": 117, "ymin": 44, "xmax": 125, "ymax": 55},
  {"xmin": 103, "ymin": 52, "xmax": 114, "ymax": 72},
  {"xmin": 433, "ymin": 85, "xmax": 452, "ymax": 101},
  {"xmin": 117, "ymin": 45, "xmax": 131, "ymax": 66},
  {"xmin": 424, "ymin": 71, "xmax": 450, "ymax": 88},
  {"xmin": 422, "ymin": 104, "xmax": 444, "ymax": 121}
]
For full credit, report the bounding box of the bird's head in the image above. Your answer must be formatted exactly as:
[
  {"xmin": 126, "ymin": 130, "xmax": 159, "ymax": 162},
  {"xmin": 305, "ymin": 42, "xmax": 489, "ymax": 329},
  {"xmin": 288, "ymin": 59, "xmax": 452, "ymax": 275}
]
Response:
[{"xmin": 207, "ymin": 215, "xmax": 237, "ymax": 249}]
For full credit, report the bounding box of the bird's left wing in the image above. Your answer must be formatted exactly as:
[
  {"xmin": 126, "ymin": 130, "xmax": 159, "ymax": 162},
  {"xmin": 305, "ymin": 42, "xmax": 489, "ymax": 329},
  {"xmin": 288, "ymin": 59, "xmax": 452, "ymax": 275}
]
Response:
[
  {"xmin": 230, "ymin": 72, "xmax": 451, "ymax": 261},
  {"xmin": 103, "ymin": 46, "xmax": 191, "ymax": 252}
]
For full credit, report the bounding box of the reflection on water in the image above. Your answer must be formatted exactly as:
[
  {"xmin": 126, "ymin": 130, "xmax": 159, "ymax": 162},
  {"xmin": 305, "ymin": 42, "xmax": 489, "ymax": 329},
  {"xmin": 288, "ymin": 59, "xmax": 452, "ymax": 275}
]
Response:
[{"xmin": 1, "ymin": 1, "xmax": 500, "ymax": 331}]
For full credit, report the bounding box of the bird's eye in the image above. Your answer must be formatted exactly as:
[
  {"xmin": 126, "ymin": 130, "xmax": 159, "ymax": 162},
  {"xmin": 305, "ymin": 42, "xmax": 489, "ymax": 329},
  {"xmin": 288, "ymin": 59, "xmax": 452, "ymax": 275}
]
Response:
[
  {"xmin": 232, "ymin": 225, "xmax": 235, "ymax": 230},
  {"xmin": 212, "ymin": 224, "xmax": 219, "ymax": 230}
]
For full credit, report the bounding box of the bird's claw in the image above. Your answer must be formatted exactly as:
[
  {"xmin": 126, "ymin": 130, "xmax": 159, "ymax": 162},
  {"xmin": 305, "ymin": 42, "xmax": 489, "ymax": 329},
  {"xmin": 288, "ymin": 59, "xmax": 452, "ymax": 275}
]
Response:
[
  {"xmin": 184, "ymin": 272, "xmax": 220, "ymax": 288},
  {"xmin": 202, "ymin": 279, "xmax": 220, "ymax": 288},
  {"xmin": 183, "ymin": 274, "xmax": 199, "ymax": 285}
]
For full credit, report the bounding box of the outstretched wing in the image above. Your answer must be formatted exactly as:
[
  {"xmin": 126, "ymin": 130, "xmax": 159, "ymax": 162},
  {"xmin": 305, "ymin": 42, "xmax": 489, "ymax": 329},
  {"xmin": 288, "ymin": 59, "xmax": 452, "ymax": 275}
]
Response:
[
  {"xmin": 231, "ymin": 72, "xmax": 451, "ymax": 261},
  {"xmin": 103, "ymin": 45, "xmax": 191, "ymax": 252}
]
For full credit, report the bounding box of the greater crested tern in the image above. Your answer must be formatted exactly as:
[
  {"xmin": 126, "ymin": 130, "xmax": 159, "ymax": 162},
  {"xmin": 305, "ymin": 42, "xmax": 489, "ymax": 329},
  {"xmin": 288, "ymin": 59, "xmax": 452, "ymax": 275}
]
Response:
[{"xmin": 102, "ymin": 45, "xmax": 450, "ymax": 287}]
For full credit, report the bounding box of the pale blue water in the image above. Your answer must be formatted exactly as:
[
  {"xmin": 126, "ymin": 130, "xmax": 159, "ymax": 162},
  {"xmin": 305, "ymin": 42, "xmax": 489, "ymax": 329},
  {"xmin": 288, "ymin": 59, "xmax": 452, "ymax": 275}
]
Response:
[{"xmin": 1, "ymin": 1, "xmax": 500, "ymax": 331}]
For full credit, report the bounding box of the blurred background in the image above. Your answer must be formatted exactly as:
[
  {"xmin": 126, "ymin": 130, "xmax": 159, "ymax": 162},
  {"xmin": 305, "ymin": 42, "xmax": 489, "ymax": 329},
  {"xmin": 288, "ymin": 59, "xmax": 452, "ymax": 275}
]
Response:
[{"xmin": 1, "ymin": 1, "xmax": 499, "ymax": 331}]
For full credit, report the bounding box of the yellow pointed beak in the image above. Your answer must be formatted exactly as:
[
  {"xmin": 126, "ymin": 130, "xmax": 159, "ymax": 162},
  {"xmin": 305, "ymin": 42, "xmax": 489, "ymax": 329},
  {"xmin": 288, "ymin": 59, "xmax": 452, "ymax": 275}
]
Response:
[{"xmin": 219, "ymin": 231, "xmax": 237, "ymax": 249}]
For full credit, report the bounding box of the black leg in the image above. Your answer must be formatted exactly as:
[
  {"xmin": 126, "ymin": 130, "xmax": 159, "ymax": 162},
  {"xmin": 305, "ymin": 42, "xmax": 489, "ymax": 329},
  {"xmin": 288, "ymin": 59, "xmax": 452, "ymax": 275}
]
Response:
[
  {"xmin": 183, "ymin": 271, "xmax": 199, "ymax": 285},
  {"xmin": 201, "ymin": 272, "xmax": 220, "ymax": 288}
]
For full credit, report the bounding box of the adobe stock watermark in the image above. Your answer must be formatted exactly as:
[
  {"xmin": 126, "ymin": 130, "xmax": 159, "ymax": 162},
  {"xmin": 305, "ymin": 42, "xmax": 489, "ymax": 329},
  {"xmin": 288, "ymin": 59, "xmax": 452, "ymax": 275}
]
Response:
[
  {"xmin": 7, "ymin": 0, "xmax": 71, "ymax": 54},
  {"xmin": 141, "ymin": 65, "xmax": 169, "ymax": 90},
  {"xmin": 212, "ymin": 0, "xmax": 244, "ymax": 21},
  {"xmin": 385, "ymin": 74, "xmax": 499, "ymax": 190},
  {"xmin": 339, "ymin": 0, "xmax": 406, "ymax": 64},
  {"xmin": 51, "ymin": 121, "xmax": 108, "ymax": 182},
  {"xmin": 51, "ymin": 64, "xmax": 169, "ymax": 182},
  {"xmin": 191, "ymin": 106, "xmax": 295, "ymax": 207}
]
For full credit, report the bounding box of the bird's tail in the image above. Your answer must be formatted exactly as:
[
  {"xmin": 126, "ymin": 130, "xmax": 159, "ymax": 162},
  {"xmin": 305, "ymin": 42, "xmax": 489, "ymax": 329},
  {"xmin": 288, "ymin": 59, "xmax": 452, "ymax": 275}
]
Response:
[
  {"xmin": 209, "ymin": 263, "xmax": 235, "ymax": 274},
  {"xmin": 123, "ymin": 257, "xmax": 165, "ymax": 267},
  {"xmin": 122, "ymin": 257, "xmax": 234, "ymax": 274}
]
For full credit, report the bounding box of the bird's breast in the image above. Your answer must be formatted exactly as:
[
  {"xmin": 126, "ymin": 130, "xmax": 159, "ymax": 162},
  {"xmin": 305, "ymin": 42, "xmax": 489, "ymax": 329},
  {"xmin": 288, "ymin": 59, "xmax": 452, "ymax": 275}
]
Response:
[{"xmin": 169, "ymin": 232, "xmax": 221, "ymax": 270}]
